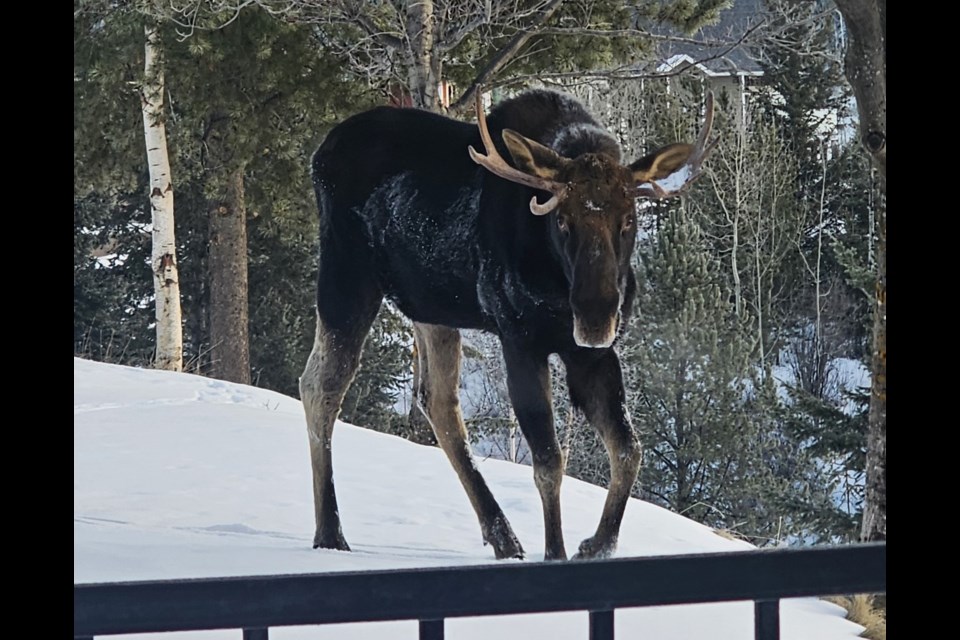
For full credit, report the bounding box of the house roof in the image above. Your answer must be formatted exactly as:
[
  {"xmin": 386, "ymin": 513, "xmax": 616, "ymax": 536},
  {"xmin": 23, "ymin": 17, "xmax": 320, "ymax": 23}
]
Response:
[{"xmin": 648, "ymin": 0, "xmax": 766, "ymax": 77}]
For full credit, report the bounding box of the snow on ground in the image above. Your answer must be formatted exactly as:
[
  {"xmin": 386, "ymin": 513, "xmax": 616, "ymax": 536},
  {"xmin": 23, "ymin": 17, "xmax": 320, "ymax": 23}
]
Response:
[{"xmin": 74, "ymin": 357, "xmax": 864, "ymax": 639}]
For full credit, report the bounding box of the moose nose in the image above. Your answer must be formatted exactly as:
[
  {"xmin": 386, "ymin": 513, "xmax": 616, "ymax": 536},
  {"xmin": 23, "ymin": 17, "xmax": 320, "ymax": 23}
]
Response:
[
  {"xmin": 572, "ymin": 313, "xmax": 619, "ymax": 348},
  {"xmin": 571, "ymin": 292, "xmax": 620, "ymax": 348},
  {"xmin": 569, "ymin": 233, "xmax": 621, "ymax": 348},
  {"xmin": 570, "ymin": 277, "xmax": 621, "ymax": 349}
]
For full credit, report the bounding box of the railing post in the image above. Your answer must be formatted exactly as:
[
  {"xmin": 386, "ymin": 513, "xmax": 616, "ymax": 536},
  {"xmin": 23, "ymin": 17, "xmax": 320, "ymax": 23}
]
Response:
[
  {"xmin": 589, "ymin": 609, "xmax": 614, "ymax": 640},
  {"xmin": 754, "ymin": 599, "xmax": 780, "ymax": 640},
  {"xmin": 242, "ymin": 627, "xmax": 268, "ymax": 640},
  {"xmin": 420, "ymin": 618, "xmax": 444, "ymax": 640}
]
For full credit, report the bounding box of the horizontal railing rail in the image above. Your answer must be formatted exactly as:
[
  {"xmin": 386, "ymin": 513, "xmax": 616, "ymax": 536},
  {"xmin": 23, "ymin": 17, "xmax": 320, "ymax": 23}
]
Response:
[{"xmin": 74, "ymin": 542, "xmax": 886, "ymax": 640}]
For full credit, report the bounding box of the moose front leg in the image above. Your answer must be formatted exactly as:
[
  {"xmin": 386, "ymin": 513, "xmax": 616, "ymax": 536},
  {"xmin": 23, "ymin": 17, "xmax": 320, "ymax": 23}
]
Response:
[
  {"xmin": 561, "ymin": 348, "xmax": 641, "ymax": 560},
  {"xmin": 502, "ymin": 342, "xmax": 567, "ymax": 561}
]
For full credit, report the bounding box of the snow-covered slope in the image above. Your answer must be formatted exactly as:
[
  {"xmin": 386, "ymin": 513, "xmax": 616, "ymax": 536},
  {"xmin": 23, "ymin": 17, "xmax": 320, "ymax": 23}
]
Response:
[{"xmin": 74, "ymin": 357, "xmax": 864, "ymax": 639}]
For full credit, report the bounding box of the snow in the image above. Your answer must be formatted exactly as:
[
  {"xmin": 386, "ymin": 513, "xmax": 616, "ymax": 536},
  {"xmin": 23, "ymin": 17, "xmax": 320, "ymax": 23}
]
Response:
[
  {"xmin": 74, "ymin": 357, "xmax": 865, "ymax": 639},
  {"xmin": 93, "ymin": 253, "xmax": 130, "ymax": 269},
  {"xmin": 772, "ymin": 353, "xmax": 871, "ymax": 415},
  {"xmin": 647, "ymin": 164, "xmax": 693, "ymax": 193}
]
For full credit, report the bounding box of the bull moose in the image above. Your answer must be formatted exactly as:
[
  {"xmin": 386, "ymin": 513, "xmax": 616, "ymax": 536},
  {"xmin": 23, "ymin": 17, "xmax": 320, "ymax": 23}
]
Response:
[{"xmin": 301, "ymin": 88, "xmax": 715, "ymax": 560}]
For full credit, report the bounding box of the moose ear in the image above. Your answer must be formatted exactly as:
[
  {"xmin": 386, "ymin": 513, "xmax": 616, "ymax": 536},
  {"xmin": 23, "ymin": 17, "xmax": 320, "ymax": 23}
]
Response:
[
  {"xmin": 501, "ymin": 129, "xmax": 568, "ymax": 180},
  {"xmin": 629, "ymin": 143, "xmax": 695, "ymax": 183}
]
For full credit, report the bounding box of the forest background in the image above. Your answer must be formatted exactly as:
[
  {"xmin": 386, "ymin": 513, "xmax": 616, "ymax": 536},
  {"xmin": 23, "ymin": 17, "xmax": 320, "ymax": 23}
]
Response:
[{"xmin": 74, "ymin": 0, "xmax": 886, "ymax": 550}]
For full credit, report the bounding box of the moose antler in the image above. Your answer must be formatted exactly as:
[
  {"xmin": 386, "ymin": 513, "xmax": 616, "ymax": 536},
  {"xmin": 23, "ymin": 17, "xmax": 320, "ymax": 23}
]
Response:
[
  {"xmin": 468, "ymin": 90, "xmax": 568, "ymax": 215},
  {"xmin": 635, "ymin": 91, "xmax": 719, "ymax": 199}
]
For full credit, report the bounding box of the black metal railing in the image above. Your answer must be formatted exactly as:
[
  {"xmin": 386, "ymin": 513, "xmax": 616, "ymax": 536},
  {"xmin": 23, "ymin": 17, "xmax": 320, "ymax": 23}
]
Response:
[{"xmin": 74, "ymin": 542, "xmax": 885, "ymax": 640}]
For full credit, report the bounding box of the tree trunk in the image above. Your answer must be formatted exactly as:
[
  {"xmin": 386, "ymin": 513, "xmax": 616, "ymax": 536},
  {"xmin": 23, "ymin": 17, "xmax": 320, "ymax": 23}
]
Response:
[
  {"xmin": 405, "ymin": 0, "xmax": 439, "ymax": 111},
  {"xmin": 834, "ymin": 0, "xmax": 885, "ymax": 542},
  {"xmin": 208, "ymin": 166, "xmax": 251, "ymax": 385},
  {"xmin": 862, "ymin": 191, "xmax": 885, "ymax": 541},
  {"xmin": 140, "ymin": 22, "xmax": 183, "ymax": 372}
]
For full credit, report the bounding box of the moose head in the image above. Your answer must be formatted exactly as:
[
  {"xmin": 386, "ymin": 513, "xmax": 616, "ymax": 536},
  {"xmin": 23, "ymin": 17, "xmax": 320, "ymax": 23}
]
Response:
[{"xmin": 469, "ymin": 91, "xmax": 716, "ymax": 348}]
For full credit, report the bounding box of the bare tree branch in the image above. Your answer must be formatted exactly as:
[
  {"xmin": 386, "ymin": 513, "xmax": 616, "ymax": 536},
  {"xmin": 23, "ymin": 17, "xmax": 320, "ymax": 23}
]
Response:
[
  {"xmin": 448, "ymin": 0, "xmax": 565, "ymax": 113},
  {"xmin": 447, "ymin": 16, "xmax": 766, "ymax": 106},
  {"xmin": 345, "ymin": 1, "xmax": 405, "ymax": 50}
]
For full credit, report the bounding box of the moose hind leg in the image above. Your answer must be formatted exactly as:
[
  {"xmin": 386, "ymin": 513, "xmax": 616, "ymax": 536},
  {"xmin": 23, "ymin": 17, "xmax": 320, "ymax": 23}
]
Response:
[
  {"xmin": 561, "ymin": 348, "xmax": 641, "ymax": 560},
  {"xmin": 417, "ymin": 323, "xmax": 524, "ymax": 559},
  {"xmin": 301, "ymin": 272, "xmax": 382, "ymax": 551},
  {"xmin": 502, "ymin": 343, "xmax": 566, "ymax": 560}
]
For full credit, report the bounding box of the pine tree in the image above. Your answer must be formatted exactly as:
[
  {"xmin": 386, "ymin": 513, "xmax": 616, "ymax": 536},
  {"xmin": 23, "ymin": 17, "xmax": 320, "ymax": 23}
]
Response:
[
  {"xmin": 532, "ymin": 2, "xmax": 882, "ymax": 546},
  {"xmin": 74, "ymin": 187, "xmax": 156, "ymax": 366},
  {"xmin": 757, "ymin": 0, "xmax": 847, "ymax": 197},
  {"xmin": 778, "ymin": 382, "xmax": 867, "ymax": 541},
  {"xmin": 624, "ymin": 206, "xmax": 753, "ymax": 530},
  {"xmin": 75, "ymin": 4, "xmax": 412, "ymax": 421},
  {"xmin": 163, "ymin": 6, "xmax": 374, "ymax": 384},
  {"xmin": 621, "ymin": 203, "xmax": 830, "ymax": 542}
]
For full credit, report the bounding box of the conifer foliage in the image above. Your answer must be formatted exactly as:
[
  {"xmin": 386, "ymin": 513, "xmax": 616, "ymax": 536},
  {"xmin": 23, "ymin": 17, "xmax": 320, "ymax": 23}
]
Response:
[
  {"xmin": 75, "ymin": 2, "xmax": 410, "ymax": 411},
  {"xmin": 624, "ymin": 206, "xmax": 763, "ymax": 527}
]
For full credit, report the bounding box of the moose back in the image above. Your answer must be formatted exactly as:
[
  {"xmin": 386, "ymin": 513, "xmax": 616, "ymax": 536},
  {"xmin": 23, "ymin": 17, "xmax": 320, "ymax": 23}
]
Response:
[{"xmin": 300, "ymin": 89, "xmax": 715, "ymax": 560}]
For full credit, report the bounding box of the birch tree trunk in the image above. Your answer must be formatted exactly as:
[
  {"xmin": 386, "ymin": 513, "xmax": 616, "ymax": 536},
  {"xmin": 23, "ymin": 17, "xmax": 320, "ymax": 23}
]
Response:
[
  {"xmin": 405, "ymin": 0, "xmax": 439, "ymax": 111},
  {"xmin": 140, "ymin": 22, "xmax": 183, "ymax": 372},
  {"xmin": 834, "ymin": 0, "xmax": 885, "ymax": 542},
  {"xmin": 208, "ymin": 166, "xmax": 251, "ymax": 384}
]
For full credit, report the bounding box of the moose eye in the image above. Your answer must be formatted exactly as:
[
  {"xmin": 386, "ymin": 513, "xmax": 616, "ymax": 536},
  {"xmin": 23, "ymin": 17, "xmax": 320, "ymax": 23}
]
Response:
[
  {"xmin": 622, "ymin": 214, "xmax": 636, "ymax": 234},
  {"xmin": 557, "ymin": 216, "xmax": 569, "ymax": 234}
]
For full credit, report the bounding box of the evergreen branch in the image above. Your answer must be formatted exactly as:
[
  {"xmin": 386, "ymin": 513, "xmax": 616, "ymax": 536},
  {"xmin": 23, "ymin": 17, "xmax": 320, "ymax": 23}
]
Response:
[
  {"xmin": 481, "ymin": 16, "xmax": 768, "ymax": 91},
  {"xmin": 644, "ymin": 486, "xmax": 673, "ymax": 505},
  {"xmin": 473, "ymin": 49, "xmax": 740, "ymax": 95},
  {"xmin": 339, "ymin": 1, "xmax": 404, "ymax": 50},
  {"xmin": 534, "ymin": 25, "xmax": 761, "ymax": 49},
  {"xmin": 691, "ymin": 457, "xmax": 706, "ymax": 494},
  {"xmin": 166, "ymin": 1, "xmax": 260, "ymax": 41},
  {"xmin": 646, "ymin": 445, "xmax": 679, "ymax": 474}
]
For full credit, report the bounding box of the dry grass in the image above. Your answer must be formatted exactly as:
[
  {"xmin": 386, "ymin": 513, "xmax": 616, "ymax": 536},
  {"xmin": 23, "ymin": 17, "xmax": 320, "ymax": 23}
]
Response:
[
  {"xmin": 711, "ymin": 528, "xmax": 748, "ymax": 542},
  {"xmin": 825, "ymin": 594, "xmax": 886, "ymax": 640}
]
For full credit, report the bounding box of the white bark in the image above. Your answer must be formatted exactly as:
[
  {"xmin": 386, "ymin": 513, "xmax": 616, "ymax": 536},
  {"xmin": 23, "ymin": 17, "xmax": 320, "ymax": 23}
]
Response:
[
  {"xmin": 814, "ymin": 146, "xmax": 826, "ymax": 378},
  {"xmin": 405, "ymin": 0, "xmax": 439, "ymax": 110},
  {"xmin": 141, "ymin": 23, "xmax": 183, "ymax": 372},
  {"xmin": 507, "ymin": 408, "xmax": 517, "ymax": 464}
]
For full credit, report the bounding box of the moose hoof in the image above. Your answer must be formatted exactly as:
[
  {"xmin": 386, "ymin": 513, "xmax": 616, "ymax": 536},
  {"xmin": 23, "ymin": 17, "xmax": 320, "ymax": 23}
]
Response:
[
  {"xmin": 483, "ymin": 517, "xmax": 525, "ymax": 560},
  {"xmin": 313, "ymin": 529, "xmax": 351, "ymax": 552},
  {"xmin": 572, "ymin": 535, "xmax": 616, "ymax": 560},
  {"xmin": 493, "ymin": 538, "xmax": 525, "ymax": 560}
]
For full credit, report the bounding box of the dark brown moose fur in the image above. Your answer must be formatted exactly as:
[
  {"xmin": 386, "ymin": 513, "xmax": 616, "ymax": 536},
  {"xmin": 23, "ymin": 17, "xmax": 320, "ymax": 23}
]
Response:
[{"xmin": 300, "ymin": 90, "xmax": 713, "ymax": 560}]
